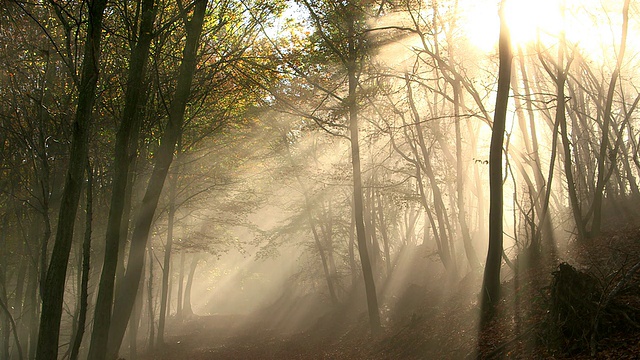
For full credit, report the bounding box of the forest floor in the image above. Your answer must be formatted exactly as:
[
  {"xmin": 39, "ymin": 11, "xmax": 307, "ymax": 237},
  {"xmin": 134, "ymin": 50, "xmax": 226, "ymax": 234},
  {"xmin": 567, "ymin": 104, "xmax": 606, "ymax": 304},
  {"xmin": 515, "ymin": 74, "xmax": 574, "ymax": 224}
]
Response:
[{"xmin": 138, "ymin": 222, "xmax": 640, "ymax": 360}]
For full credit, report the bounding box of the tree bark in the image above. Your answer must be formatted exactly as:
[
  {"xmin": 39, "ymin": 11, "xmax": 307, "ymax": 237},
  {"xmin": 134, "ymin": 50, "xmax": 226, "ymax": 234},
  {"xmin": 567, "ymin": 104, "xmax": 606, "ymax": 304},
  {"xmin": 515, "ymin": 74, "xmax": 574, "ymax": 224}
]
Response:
[
  {"xmin": 182, "ymin": 255, "xmax": 201, "ymax": 317},
  {"xmin": 347, "ymin": 3, "xmax": 381, "ymax": 333},
  {"xmin": 453, "ymin": 79, "xmax": 481, "ymax": 271},
  {"xmin": 106, "ymin": 2, "xmax": 207, "ymax": 357},
  {"xmin": 88, "ymin": 1, "xmax": 156, "ymax": 358},
  {"xmin": 158, "ymin": 165, "xmax": 178, "ymax": 345},
  {"xmin": 69, "ymin": 162, "xmax": 93, "ymax": 360},
  {"xmin": 176, "ymin": 251, "xmax": 186, "ymax": 319},
  {"xmin": 146, "ymin": 245, "xmax": 155, "ymax": 352},
  {"xmin": 590, "ymin": 0, "xmax": 630, "ymax": 236},
  {"xmin": 35, "ymin": 1, "xmax": 107, "ymax": 358},
  {"xmin": 480, "ymin": 0, "xmax": 512, "ymax": 323}
]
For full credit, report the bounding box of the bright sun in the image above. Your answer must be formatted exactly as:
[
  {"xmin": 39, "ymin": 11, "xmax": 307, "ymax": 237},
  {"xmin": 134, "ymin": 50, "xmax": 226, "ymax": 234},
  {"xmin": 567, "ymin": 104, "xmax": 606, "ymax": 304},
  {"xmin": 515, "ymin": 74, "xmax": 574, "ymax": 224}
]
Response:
[
  {"xmin": 461, "ymin": 0, "xmax": 621, "ymax": 57},
  {"xmin": 503, "ymin": 0, "xmax": 563, "ymax": 45},
  {"xmin": 461, "ymin": 0, "xmax": 562, "ymax": 51}
]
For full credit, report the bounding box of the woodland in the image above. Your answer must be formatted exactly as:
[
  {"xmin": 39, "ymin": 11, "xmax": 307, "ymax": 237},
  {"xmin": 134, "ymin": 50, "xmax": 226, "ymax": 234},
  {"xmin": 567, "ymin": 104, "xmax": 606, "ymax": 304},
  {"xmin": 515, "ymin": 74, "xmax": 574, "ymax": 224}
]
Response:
[{"xmin": 1, "ymin": 0, "xmax": 640, "ymax": 359}]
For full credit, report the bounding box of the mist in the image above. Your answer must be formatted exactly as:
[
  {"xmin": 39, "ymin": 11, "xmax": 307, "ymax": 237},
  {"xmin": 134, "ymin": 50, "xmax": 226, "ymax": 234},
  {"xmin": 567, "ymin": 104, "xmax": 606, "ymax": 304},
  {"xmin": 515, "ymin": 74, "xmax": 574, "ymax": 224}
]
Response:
[{"xmin": 2, "ymin": 0, "xmax": 640, "ymax": 359}]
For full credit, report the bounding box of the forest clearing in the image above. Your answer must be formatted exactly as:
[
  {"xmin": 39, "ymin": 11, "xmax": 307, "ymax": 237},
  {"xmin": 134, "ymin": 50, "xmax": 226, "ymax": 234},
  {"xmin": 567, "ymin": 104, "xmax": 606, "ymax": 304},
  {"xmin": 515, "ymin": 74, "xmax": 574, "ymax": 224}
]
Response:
[{"xmin": 1, "ymin": 0, "xmax": 640, "ymax": 359}]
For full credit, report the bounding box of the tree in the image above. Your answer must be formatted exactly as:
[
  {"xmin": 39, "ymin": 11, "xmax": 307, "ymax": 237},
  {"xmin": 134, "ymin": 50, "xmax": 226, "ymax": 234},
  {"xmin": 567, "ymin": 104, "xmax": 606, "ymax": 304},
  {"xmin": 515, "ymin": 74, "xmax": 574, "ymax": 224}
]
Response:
[
  {"xmin": 292, "ymin": 0, "xmax": 382, "ymax": 333},
  {"xmin": 106, "ymin": 1, "xmax": 207, "ymax": 357},
  {"xmin": 87, "ymin": 0, "xmax": 157, "ymax": 358},
  {"xmin": 480, "ymin": 0, "xmax": 512, "ymax": 322},
  {"xmin": 35, "ymin": 0, "xmax": 108, "ymax": 358}
]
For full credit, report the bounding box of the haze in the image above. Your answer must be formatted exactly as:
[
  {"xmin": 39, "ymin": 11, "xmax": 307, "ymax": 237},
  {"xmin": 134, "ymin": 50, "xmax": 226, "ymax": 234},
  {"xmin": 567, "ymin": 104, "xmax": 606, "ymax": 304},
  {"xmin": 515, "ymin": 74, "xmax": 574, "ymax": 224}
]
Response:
[{"xmin": 1, "ymin": 0, "xmax": 640, "ymax": 359}]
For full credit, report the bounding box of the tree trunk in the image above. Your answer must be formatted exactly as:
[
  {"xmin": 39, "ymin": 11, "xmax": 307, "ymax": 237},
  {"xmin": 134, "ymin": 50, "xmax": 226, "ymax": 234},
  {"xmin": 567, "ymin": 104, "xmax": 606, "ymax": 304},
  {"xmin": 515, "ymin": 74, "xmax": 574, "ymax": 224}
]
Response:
[
  {"xmin": 88, "ymin": 1, "xmax": 156, "ymax": 358},
  {"xmin": 106, "ymin": 2, "xmax": 207, "ymax": 357},
  {"xmin": 176, "ymin": 251, "xmax": 185, "ymax": 319},
  {"xmin": 590, "ymin": 0, "xmax": 630, "ymax": 236},
  {"xmin": 35, "ymin": 1, "xmax": 107, "ymax": 358},
  {"xmin": 129, "ymin": 261, "xmax": 145, "ymax": 360},
  {"xmin": 480, "ymin": 0, "xmax": 512, "ymax": 323},
  {"xmin": 70, "ymin": 162, "xmax": 93, "ymax": 360},
  {"xmin": 182, "ymin": 255, "xmax": 201, "ymax": 317},
  {"xmin": 146, "ymin": 245, "xmax": 155, "ymax": 352},
  {"xmin": 158, "ymin": 166, "xmax": 178, "ymax": 346},
  {"xmin": 376, "ymin": 191, "xmax": 393, "ymax": 276},
  {"xmin": 453, "ymin": 79, "xmax": 480, "ymax": 271},
  {"xmin": 347, "ymin": 4, "xmax": 381, "ymax": 333},
  {"xmin": 11, "ymin": 243, "xmax": 27, "ymax": 360}
]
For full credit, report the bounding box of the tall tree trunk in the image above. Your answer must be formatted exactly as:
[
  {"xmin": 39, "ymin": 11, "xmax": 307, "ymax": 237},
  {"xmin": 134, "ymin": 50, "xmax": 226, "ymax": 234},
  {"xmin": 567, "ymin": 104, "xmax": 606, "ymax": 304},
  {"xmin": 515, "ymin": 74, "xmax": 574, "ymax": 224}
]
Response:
[
  {"xmin": 146, "ymin": 245, "xmax": 155, "ymax": 352},
  {"xmin": 0, "ymin": 216, "xmax": 14, "ymax": 360},
  {"xmin": 69, "ymin": 162, "xmax": 93, "ymax": 360},
  {"xmin": 376, "ymin": 191, "xmax": 393, "ymax": 276},
  {"xmin": 182, "ymin": 255, "xmax": 201, "ymax": 317},
  {"xmin": 347, "ymin": 3, "xmax": 381, "ymax": 333},
  {"xmin": 176, "ymin": 251, "xmax": 185, "ymax": 319},
  {"xmin": 453, "ymin": 79, "xmax": 480, "ymax": 271},
  {"xmin": 106, "ymin": 2, "xmax": 207, "ymax": 357},
  {"xmin": 11, "ymin": 243, "xmax": 27, "ymax": 360},
  {"xmin": 590, "ymin": 0, "xmax": 630, "ymax": 236},
  {"xmin": 129, "ymin": 261, "xmax": 145, "ymax": 360},
  {"xmin": 25, "ymin": 250, "xmax": 39, "ymax": 360},
  {"xmin": 88, "ymin": 1, "xmax": 156, "ymax": 358},
  {"xmin": 35, "ymin": 1, "xmax": 107, "ymax": 358},
  {"xmin": 405, "ymin": 73, "xmax": 454, "ymax": 272},
  {"xmin": 480, "ymin": 0, "xmax": 512, "ymax": 322},
  {"xmin": 158, "ymin": 164, "xmax": 178, "ymax": 346},
  {"xmin": 348, "ymin": 210, "xmax": 357, "ymax": 289}
]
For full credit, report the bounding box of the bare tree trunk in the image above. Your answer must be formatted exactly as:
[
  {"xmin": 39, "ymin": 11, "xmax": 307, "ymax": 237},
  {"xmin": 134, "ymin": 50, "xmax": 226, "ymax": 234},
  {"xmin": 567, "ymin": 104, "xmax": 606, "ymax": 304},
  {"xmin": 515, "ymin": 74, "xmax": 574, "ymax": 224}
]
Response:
[
  {"xmin": 591, "ymin": 0, "xmax": 630, "ymax": 236},
  {"xmin": 348, "ymin": 210, "xmax": 357, "ymax": 289},
  {"xmin": 405, "ymin": 73, "xmax": 454, "ymax": 272},
  {"xmin": 25, "ymin": 252, "xmax": 39, "ymax": 360},
  {"xmin": 158, "ymin": 166, "xmax": 178, "ymax": 345},
  {"xmin": 146, "ymin": 245, "xmax": 155, "ymax": 352},
  {"xmin": 347, "ymin": 3, "xmax": 380, "ymax": 333},
  {"xmin": 481, "ymin": 0, "xmax": 512, "ymax": 322},
  {"xmin": 35, "ymin": 1, "xmax": 107, "ymax": 358},
  {"xmin": 182, "ymin": 255, "xmax": 201, "ymax": 317},
  {"xmin": 376, "ymin": 191, "xmax": 392, "ymax": 276},
  {"xmin": 88, "ymin": 1, "xmax": 156, "ymax": 358},
  {"xmin": 453, "ymin": 79, "xmax": 480, "ymax": 271},
  {"xmin": 129, "ymin": 263, "xmax": 145, "ymax": 360},
  {"xmin": 106, "ymin": 2, "xmax": 207, "ymax": 357},
  {"xmin": 70, "ymin": 162, "xmax": 93, "ymax": 360},
  {"xmin": 11, "ymin": 241, "xmax": 27, "ymax": 360},
  {"xmin": 176, "ymin": 251, "xmax": 185, "ymax": 319}
]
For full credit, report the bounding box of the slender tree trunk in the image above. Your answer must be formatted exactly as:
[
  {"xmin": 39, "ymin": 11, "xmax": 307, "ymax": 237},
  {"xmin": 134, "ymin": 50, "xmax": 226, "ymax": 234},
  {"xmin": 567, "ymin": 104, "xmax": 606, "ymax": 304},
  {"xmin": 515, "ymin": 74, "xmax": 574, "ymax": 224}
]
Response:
[
  {"xmin": 480, "ymin": 0, "xmax": 512, "ymax": 322},
  {"xmin": 146, "ymin": 245, "xmax": 155, "ymax": 351},
  {"xmin": 591, "ymin": 0, "xmax": 630, "ymax": 236},
  {"xmin": 129, "ymin": 262, "xmax": 145, "ymax": 360},
  {"xmin": 347, "ymin": 3, "xmax": 381, "ymax": 333},
  {"xmin": 453, "ymin": 79, "xmax": 480, "ymax": 271},
  {"xmin": 35, "ymin": 1, "xmax": 107, "ymax": 358},
  {"xmin": 348, "ymin": 210, "xmax": 357, "ymax": 288},
  {"xmin": 406, "ymin": 73, "xmax": 454, "ymax": 272},
  {"xmin": 182, "ymin": 255, "xmax": 200, "ymax": 317},
  {"xmin": 25, "ymin": 252, "xmax": 39, "ymax": 360},
  {"xmin": 88, "ymin": 1, "xmax": 156, "ymax": 358},
  {"xmin": 176, "ymin": 251, "xmax": 185, "ymax": 319},
  {"xmin": 0, "ymin": 216, "xmax": 13, "ymax": 360},
  {"xmin": 376, "ymin": 192, "xmax": 392, "ymax": 276},
  {"xmin": 158, "ymin": 166, "xmax": 178, "ymax": 346},
  {"xmin": 106, "ymin": 3, "xmax": 207, "ymax": 357},
  {"xmin": 69, "ymin": 162, "xmax": 93, "ymax": 360},
  {"xmin": 11, "ymin": 246, "xmax": 26, "ymax": 360}
]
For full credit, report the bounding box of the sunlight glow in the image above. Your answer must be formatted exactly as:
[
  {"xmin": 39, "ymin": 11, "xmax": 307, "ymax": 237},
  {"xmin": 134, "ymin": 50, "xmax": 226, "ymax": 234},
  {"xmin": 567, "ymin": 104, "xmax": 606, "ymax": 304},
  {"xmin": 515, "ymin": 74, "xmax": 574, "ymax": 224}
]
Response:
[
  {"xmin": 503, "ymin": 0, "xmax": 563, "ymax": 45},
  {"xmin": 461, "ymin": 0, "xmax": 562, "ymax": 51},
  {"xmin": 460, "ymin": 0, "xmax": 625, "ymax": 59}
]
